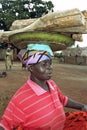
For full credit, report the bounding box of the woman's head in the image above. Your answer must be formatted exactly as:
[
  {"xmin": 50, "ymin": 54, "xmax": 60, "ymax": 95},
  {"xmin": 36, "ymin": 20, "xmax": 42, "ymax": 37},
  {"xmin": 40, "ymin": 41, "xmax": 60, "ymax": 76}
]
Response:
[
  {"xmin": 29, "ymin": 58, "xmax": 53, "ymax": 81},
  {"xmin": 18, "ymin": 50, "xmax": 53, "ymax": 80}
]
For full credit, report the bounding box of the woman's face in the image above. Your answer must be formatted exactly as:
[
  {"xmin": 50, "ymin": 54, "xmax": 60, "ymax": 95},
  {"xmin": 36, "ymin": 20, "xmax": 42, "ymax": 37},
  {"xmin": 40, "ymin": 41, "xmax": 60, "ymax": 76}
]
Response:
[{"xmin": 30, "ymin": 60, "xmax": 53, "ymax": 81}]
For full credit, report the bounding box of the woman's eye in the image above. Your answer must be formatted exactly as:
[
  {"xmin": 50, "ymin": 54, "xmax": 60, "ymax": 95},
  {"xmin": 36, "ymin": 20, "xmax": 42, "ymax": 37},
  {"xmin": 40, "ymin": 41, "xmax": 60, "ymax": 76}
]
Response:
[
  {"xmin": 43, "ymin": 61, "xmax": 52, "ymax": 66},
  {"xmin": 42, "ymin": 62, "xmax": 46, "ymax": 66}
]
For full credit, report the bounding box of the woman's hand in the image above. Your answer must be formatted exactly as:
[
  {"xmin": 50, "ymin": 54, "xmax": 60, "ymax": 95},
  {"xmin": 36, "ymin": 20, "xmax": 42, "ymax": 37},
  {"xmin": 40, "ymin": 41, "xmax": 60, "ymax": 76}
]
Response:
[
  {"xmin": 82, "ymin": 105, "xmax": 87, "ymax": 111},
  {"xmin": 0, "ymin": 126, "xmax": 4, "ymax": 130}
]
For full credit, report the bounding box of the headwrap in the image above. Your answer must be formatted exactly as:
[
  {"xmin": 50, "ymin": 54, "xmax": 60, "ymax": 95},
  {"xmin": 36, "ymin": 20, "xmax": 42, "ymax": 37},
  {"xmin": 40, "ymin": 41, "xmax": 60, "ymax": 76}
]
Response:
[
  {"xmin": 27, "ymin": 43, "xmax": 54, "ymax": 56},
  {"xmin": 17, "ymin": 50, "xmax": 52, "ymax": 66}
]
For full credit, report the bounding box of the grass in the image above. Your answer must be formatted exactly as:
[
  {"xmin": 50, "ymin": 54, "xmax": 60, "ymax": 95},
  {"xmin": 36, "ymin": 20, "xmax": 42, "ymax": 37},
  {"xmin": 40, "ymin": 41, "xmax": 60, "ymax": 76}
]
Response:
[{"xmin": 9, "ymin": 32, "xmax": 74, "ymax": 46}]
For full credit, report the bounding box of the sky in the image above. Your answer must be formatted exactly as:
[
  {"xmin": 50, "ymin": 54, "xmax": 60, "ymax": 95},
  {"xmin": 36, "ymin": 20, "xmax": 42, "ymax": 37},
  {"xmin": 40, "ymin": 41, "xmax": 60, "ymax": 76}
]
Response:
[{"xmin": 46, "ymin": 0, "xmax": 87, "ymax": 48}]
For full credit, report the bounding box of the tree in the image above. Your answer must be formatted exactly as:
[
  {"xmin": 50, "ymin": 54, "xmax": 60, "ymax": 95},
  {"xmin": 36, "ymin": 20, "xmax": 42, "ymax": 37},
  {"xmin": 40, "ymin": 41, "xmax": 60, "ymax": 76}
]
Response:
[{"xmin": 0, "ymin": 0, "xmax": 54, "ymax": 31}]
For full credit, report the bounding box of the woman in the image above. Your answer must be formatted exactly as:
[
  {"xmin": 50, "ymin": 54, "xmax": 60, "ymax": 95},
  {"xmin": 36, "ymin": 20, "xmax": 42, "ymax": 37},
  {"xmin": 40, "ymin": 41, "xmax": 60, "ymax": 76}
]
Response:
[
  {"xmin": 5, "ymin": 47, "xmax": 13, "ymax": 70},
  {"xmin": 0, "ymin": 50, "xmax": 87, "ymax": 130}
]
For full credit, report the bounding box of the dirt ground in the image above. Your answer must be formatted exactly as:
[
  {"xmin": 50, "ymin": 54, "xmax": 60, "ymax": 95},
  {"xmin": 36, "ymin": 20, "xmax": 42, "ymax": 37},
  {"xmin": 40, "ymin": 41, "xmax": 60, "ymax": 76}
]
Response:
[{"xmin": 0, "ymin": 61, "xmax": 87, "ymax": 118}]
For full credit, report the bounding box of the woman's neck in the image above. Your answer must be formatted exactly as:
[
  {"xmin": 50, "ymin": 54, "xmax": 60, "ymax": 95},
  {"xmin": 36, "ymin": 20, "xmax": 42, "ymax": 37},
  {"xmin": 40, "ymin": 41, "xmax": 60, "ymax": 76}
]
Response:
[{"xmin": 30, "ymin": 76, "xmax": 50, "ymax": 92}]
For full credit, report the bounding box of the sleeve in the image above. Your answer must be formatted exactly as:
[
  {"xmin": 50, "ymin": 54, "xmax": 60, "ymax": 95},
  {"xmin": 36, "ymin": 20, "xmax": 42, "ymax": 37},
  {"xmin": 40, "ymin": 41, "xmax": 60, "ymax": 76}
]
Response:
[
  {"xmin": 57, "ymin": 87, "xmax": 68, "ymax": 106},
  {"xmin": 0, "ymin": 98, "xmax": 25, "ymax": 130},
  {"xmin": 50, "ymin": 80, "xmax": 68, "ymax": 106}
]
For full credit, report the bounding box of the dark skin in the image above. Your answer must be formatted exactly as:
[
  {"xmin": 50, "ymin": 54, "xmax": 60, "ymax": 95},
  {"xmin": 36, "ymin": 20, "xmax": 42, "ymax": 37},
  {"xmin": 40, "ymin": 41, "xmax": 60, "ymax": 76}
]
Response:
[
  {"xmin": 0, "ymin": 59, "xmax": 87, "ymax": 130},
  {"xmin": 29, "ymin": 59, "xmax": 53, "ymax": 92},
  {"xmin": 0, "ymin": 127, "xmax": 4, "ymax": 130}
]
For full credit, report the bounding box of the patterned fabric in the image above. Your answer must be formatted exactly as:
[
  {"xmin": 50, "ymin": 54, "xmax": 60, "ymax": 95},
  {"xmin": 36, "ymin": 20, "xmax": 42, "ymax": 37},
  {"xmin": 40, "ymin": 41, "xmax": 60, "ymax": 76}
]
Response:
[
  {"xmin": 17, "ymin": 50, "xmax": 51, "ymax": 66},
  {"xmin": 17, "ymin": 49, "xmax": 28, "ymax": 63},
  {"xmin": 64, "ymin": 111, "xmax": 87, "ymax": 130}
]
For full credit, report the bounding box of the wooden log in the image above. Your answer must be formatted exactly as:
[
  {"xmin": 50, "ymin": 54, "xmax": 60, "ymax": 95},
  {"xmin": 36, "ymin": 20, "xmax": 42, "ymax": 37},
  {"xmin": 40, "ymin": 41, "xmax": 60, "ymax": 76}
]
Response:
[
  {"xmin": 0, "ymin": 8, "xmax": 86, "ymax": 46},
  {"xmin": 40, "ymin": 8, "xmax": 85, "ymax": 29},
  {"xmin": 82, "ymin": 10, "xmax": 87, "ymax": 18},
  {"xmin": 9, "ymin": 9, "xmax": 87, "ymax": 34},
  {"xmin": 51, "ymin": 24, "xmax": 87, "ymax": 33},
  {"xmin": 10, "ymin": 18, "xmax": 37, "ymax": 30},
  {"xmin": 10, "ymin": 8, "xmax": 85, "ymax": 31},
  {"xmin": 72, "ymin": 34, "xmax": 83, "ymax": 41}
]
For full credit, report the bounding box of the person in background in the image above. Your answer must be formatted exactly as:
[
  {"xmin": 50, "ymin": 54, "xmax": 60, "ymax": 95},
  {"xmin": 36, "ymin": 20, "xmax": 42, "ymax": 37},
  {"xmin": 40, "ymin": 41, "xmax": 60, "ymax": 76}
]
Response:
[
  {"xmin": 0, "ymin": 49, "xmax": 87, "ymax": 130},
  {"xmin": 5, "ymin": 47, "xmax": 13, "ymax": 70}
]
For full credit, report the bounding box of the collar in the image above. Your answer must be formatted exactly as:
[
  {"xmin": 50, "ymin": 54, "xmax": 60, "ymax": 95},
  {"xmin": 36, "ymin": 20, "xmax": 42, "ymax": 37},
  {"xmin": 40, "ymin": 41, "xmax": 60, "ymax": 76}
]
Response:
[{"xmin": 27, "ymin": 79, "xmax": 54, "ymax": 96}]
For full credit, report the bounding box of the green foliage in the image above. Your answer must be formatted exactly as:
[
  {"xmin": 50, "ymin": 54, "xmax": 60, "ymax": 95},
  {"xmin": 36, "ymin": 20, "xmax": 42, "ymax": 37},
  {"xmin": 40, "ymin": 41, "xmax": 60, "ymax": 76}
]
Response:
[
  {"xmin": 9, "ymin": 32, "xmax": 74, "ymax": 46},
  {"xmin": 54, "ymin": 52, "xmax": 63, "ymax": 58},
  {"xmin": 0, "ymin": 0, "xmax": 54, "ymax": 30},
  {"xmin": 54, "ymin": 53, "xmax": 59, "ymax": 57}
]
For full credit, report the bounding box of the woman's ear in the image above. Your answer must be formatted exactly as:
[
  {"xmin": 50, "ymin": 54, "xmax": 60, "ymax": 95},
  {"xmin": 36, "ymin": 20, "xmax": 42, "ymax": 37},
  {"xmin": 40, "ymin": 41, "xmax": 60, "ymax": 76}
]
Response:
[{"xmin": 28, "ymin": 65, "xmax": 33, "ymax": 72}]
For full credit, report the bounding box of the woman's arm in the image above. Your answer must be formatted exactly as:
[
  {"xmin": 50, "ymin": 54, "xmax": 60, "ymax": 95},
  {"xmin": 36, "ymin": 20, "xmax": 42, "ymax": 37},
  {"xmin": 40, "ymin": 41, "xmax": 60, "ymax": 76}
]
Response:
[
  {"xmin": 0, "ymin": 126, "xmax": 4, "ymax": 130},
  {"xmin": 66, "ymin": 98, "xmax": 87, "ymax": 111}
]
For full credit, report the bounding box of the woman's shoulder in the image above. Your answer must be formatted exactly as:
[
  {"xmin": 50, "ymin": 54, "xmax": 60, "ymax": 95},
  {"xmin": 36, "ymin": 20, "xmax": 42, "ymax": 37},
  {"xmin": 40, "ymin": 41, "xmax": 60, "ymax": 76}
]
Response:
[
  {"xmin": 10, "ymin": 82, "xmax": 30, "ymax": 105},
  {"xmin": 12, "ymin": 82, "xmax": 29, "ymax": 99},
  {"xmin": 47, "ymin": 79, "xmax": 58, "ymax": 89},
  {"xmin": 48, "ymin": 79, "xmax": 57, "ymax": 84}
]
